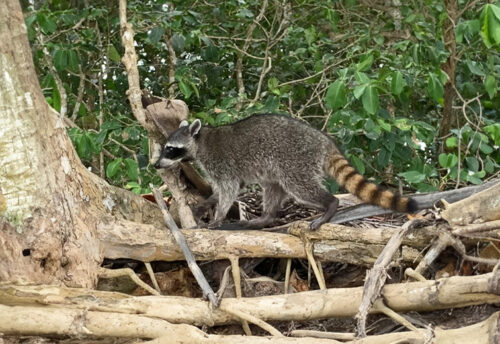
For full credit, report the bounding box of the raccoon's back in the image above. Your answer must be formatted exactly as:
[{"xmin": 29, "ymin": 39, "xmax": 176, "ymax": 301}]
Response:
[{"xmin": 197, "ymin": 114, "xmax": 332, "ymax": 182}]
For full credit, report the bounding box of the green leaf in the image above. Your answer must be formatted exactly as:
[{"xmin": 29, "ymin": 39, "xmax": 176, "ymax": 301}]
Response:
[
  {"xmin": 427, "ymin": 73, "xmax": 444, "ymax": 104},
  {"xmin": 484, "ymin": 123, "xmax": 500, "ymax": 145},
  {"xmin": 202, "ymin": 45, "xmax": 219, "ymax": 62},
  {"xmin": 350, "ymin": 155, "xmax": 365, "ymax": 175},
  {"xmin": 53, "ymin": 49, "xmax": 68, "ymax": 71},
  {"xmin": 398, "ymin": 171, "xmax": 426, "ymax": 184},
  {"xmin": 67, "ymin": 50, "xmax": 80, "ymax": 72},
  {"xmin": 125, "ymin": 181, "xmax": 141, "ymax": 189},
  {"xmin": 445, "ymin": 137, "xmax": 458, "ymax": 148},
  {"xmin": 362, "ymin": 85, "xmax": 379, "ymax": 115},
  {"xmin": 353, "ymin": 84, "xmax": 366, "ymax": 99},
  {"xmin": 356, "ymin": 54, "xmax": 373, "ymax": 72},
  {"xmin": 377, "ymin": 148, "xmax": 391, "ymax": 167},
  {"xmin": 480, "ymin": 142, "xmax": 494, "ymax": 154},
  {"xmin": 480, "ymin": 4, "xmax": 500, "ymax": 48},
  {"xmin": 37, "ymin": 13, "xmax": 57, "ymax": 34},
  {"xmin": 76, "ymin": 133, "xmax": 92, "ymax": 160},
  {"xmin": 466, "ymin": 61, "xmax": 485, "ymax": 76},
  {"xmin": 178, "ymin": 79, "xmax": 193, "ymax": 99},
  {"xmin": 325, "ymin": 80, "xmax": 347, "ymax": 110},
  {"xmin": 466, "ymin": 157, "xmax": 479, "ymax": 172},
  {"xmin": 377, "ymin": 119, "xmax": 391, "ymax": 132},
  {"xmin": 390, "ymin": 71, "xmax": 405, "ymax": 96},
  {"xmin": 171, "ymin": 33, "xmax": 186, "ymax": 53},
  {"xmin": 108, "ymin": 44, "xmax": 121, "ymax": 62},
  {"xmin": 438, "ymin": 153, "xmax": 458, "ymax": 169},
  {"xmin": 106, "ymin": 158, "xmax": 123, "ymax": 179},
  {"xmin": 354, "ymin": 72, "xmax": 370, "ymax": 83},
  {"xmin": 124, "ymin": 158, "xmax": 139, "ymax": 181},
  {"xmin": 484, "ymin": 75, "xmax": 497, "ymax": 99},
  {"xmin": 149, "ymin": 26, "xmax": 165, "ymax": 43}
]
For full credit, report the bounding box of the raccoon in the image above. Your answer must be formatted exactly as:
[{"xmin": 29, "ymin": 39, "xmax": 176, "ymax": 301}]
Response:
[{"xmin": 154, "ymin": 114, "xmax": 417, "ymax": 229}]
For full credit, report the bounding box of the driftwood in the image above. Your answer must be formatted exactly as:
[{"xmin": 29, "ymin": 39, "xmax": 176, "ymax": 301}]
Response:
[
  {"xmin": 98, "ymin": 220, "xmax": 438, "ymax": 266},
  {"xmin": 356, "ymin": 219, "xmax": 424, "ymax": 337},
  {"xmin": 2, "ymin": 273, "xmax": 498, "ymax": 326},
  {"xmin": 1, "ymin": 301, "xmax": 497, "ymax": 343}
]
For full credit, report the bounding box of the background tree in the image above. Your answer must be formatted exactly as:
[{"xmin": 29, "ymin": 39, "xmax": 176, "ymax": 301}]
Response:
[
  {"xmin": 21, "ymin": 0, "xmax": 500, "ymax": 197},
  {"xmin": 0, "ymin": 0, "xmax": 163, "ymax": 286}
]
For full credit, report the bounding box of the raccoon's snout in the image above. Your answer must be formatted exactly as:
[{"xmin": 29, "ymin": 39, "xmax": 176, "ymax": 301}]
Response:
[{"xmin": 154, "ymin": 160, "xmax": 162, "ymax": 169}]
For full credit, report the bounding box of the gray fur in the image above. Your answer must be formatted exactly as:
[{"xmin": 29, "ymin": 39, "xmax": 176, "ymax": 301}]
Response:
[{"xmin": 155, "ymin": 114, "xmax": 339, "ymax": 229}]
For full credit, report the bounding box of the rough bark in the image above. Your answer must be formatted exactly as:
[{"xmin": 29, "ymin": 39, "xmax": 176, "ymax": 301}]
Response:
[
  {"xmin": 1, "ymin": 273, "xmax": 498, "ymax": 326},
  {"xmin": 441, "ymin": 181, "xmax": 500, "ymax": 226},
  {"xmin": 98, "ymin": 220, "xmax": 436, "ymax": 266},
  {"xmin": 0, "ymin": 0, "xmax": 163, "ymax": 287},
  {"xmin": 438, "ymin": 0, "xmax": 458, "ymax": 139}
]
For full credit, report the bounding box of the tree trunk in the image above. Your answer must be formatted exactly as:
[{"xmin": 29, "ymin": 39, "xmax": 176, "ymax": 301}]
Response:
[
  {"xmin": 0, "ymin": 0, "xmax": 162, "ymax": 287},
  {"xmin": 438, "ymin": 0, "xmax": 457, "ymax": 139}
]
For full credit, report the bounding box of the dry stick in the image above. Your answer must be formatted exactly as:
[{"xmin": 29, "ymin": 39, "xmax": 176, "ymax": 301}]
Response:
[
  {"xmin": 291, "ymin": 330, "xmax": 355, "ymax": 341},
  {"xmin": 151, "ymin": 186, "xmax": 218, "ymax": 307},
  {"xmin": 414, "ymin": 231, "xmax": 452, "ymax": 276},
  {"xmin": 372, "ymin": 299, "xmax": 420, "ymax": 333},
  {"xmin": 229, "ymin": 256, "xmax": 252, "ymax": 335},
  {"xmin": 356, "ymin": 219, "xmax": 424, "ymax": 337},
  {"xmin": 405, "ymin": 268, "xmax": 427, "ymax": 282},
  {"xmin": 299, "ymin": 228, "xmax": 327, "ymax": 290},
  {"xmin": 144, "ymin": 262, "xmax": 161, "ymax": 294},
  {"xmin": 219, "ymin": 303, "xmax": 283, "ymax": 337},
  {"xmin": 284, "ymin": 258, "xmax": 292, "ymax": 294},
  {"xmin": 98, "ymin": 268, "xmax": 159, "ymax": 296},
  {"xmin": 452, "ymin": 220, "xmax": 500, "ymax": 235}
]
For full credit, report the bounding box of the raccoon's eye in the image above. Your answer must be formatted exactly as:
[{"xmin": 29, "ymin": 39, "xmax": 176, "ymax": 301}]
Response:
[{"xmin": 165, "ymin": 147, "xmax": 186, "ymax": 159}]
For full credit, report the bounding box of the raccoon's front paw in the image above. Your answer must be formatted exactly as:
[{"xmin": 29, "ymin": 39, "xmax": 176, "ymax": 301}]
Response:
[{"xmin": 309, "ymin": 218, "xmax": 324, "ymax": 230}]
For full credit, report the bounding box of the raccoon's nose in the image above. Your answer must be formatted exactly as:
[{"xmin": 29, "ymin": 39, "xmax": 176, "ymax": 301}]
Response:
[{"xmin": 154, "ymin": 160, "xmax": 161, "ymax": 169}]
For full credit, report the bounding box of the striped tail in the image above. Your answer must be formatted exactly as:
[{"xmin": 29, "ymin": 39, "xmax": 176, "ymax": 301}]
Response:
[{"xmin": 325, "ymin": 151, "xmax": 417, "ymax": 213}]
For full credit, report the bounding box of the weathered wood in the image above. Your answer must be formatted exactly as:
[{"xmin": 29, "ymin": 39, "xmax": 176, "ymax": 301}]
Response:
[
  {"xmin": 442, "ymin": 181, "xmax": 500, "ymax": 226},
  {"xmin": 151, "ymin": 186, "xmax": 217, "ymax": 306},
  {"xmin": 98, "ymin": 220, "xmax": 434, "ymax": 266},
  {"xmin": 356, "ymin": 219, "xmax": 423, "ymax": 337},
  {"xmin": 2, "ymin": 273, "xmax": 498, "ymax": 326}
]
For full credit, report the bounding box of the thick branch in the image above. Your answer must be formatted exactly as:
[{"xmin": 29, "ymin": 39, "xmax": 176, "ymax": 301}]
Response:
[
  {"xmin": 2, "ymin": 273, "xmax": 498, "ymax": 326},
  {"xmin": 98, "ymin": 220, "xmax": 436, "ymax": 266}
]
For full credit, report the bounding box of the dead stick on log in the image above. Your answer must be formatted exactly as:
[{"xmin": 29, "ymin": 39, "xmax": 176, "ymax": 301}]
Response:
[
  {"xmin": 144, "ymin": 262, "xmax": 161, "ymax": 294},
  {"xmin": 219, "ymin": 303, "xmax": 283, "ymax": 337},
  {"xmin": 284, "ymin": 258, "xmax": 292, "ymax": 294},
  {"xmin": 151, "ymin": 186, "xmax": 218, "ymax": 306},
  {"xmin": 229, "ymin": 256, "xmax": 252, "ymax": 335},
  {"xmin": 356, "ymin": 219, "xmax": 424, "ymax": 337},
  {"xmin": 98, "ymin": 267, "xmax": 159, "ymax": 296},
  {"xmin": 291, "ymin": 330, "xmax": 355, "ymax": 341},
  {"xmin": 452, "ymin": 219, "xmax": 500, "ymax": 235}
]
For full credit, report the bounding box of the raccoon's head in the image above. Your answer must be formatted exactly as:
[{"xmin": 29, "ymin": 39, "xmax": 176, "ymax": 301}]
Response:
[{"xmin": 154, "ymin": 119, "xmax": 202, "ymax": 169}]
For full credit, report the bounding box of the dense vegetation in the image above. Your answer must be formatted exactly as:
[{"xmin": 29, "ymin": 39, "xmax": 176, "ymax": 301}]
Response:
[{"xmin": 23, "ymin": 0, "xmax": 500, "ymax": 195}]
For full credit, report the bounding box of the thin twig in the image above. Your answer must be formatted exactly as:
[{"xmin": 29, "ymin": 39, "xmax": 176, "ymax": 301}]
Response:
[
  {"xmin": 144, "ymin": 262, "xmax": 161, "ymax": 294},
  {"xmin": 150, "ymin": 185, "xmax": 218, "ymax": 307}
]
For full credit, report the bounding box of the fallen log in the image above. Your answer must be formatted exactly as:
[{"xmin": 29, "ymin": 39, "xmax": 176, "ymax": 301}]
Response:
[
  {"xmin": 1, "ymin": 273, "xmax": 498, "ymax": 326},
  {"xmin": 0, "ymin": 304, "xmax": 341, "ymax": 344},
  {"xmin": 98, "ymin": 219, "xmax": 435, "ymax": 266}
]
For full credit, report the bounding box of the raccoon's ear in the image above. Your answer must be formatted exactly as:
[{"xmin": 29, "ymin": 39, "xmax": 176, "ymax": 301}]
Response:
[
  {"xmin": 189, "ymin": 119, "xmax": 201, "ymax": 137},
  {"xmin": 179, "ymin": 120, "xmax": 189, "ymax": 128}
]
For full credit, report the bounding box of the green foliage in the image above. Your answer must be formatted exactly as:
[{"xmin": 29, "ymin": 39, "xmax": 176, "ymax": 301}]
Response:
[{"xmin": 23, "ymin": 0, "xmax": 500, "ymax": 194}]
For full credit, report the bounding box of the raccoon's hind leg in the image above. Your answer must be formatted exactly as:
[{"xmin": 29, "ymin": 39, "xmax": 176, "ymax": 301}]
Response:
[
  {"xmin": 286, "ymin": 180, "xmax": 339, "ymax": 230},
  {"xmin": 208, "ymin": 181, "xmax": 240, "ymax": 229},
  {"xmin": 242, "ymin": 183, "xmax": 288, "ymax": 229}
]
